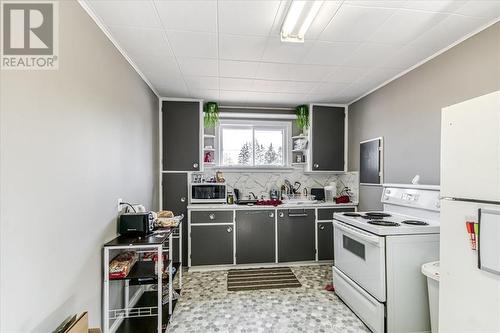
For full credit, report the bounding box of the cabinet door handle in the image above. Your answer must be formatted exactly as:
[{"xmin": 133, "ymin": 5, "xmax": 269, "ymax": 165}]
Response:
[
  {"xmin": 313, "ymin": 163, "xmax": 319, "ymax": 169},
  {"xmin": 279, "ymin": 212, "xmax": 284, "ymax": 218},
  {"xmin": 226, "ymin": 227, "xmax": 232, "ymax": 233},
  {"xmin": 209, "ymin": 213, "xmax": 215, "ymax": 220},
  {"xmin": 180, "ymin": 197, "xmax": 186, "ymax": 203},
  {"xmin": 269, "ymin": 212, "xmax": 275, "ymax": 218},
  {"xmin": 319, "ymin": 225, "xmax": 325, "ymax": 230},
  {"xmin": 193, "ymin": 162, "xmax": 199, "ymax": 169}
]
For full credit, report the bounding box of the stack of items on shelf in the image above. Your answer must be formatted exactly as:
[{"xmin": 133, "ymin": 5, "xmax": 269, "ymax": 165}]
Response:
[
  {"xmin": 108, "ymin": 251, "xmax": 138, "ymax": 279},
  {"xmin": 154, "ymin": 210, "xmax": 182, "ymax": 228}
]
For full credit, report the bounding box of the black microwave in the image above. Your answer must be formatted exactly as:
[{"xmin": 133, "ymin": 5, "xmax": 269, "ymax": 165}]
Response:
[{"xmin": 191, "ymin": 183, "xmax": 227, "ymax": 203}]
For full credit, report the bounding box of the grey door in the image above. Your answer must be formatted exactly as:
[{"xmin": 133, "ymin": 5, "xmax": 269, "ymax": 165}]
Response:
[
  {"xmin": 312, "ymin": 105, "xmax": 345, "ymax": 171},
  {"xmin": 162, "ymin": 101, "xmax": 200, "ymax": 171},
  {"xmin": 162, "ymin": 173, "xmax": 188, "ymax": 264},
  {"xmin": 278, "ymin": 209, "xmax": 315, "ymax": 262},
  {"xmin": 317, "ymin": 222, "xmax": 334, "ymax": 261},
  {"xmin": 236, "ymin": 210, "xmax": 275, "ymax": 264},
  {"xmin": 190, "ymin": 225, "xmax": 234, "ymax": 266}
]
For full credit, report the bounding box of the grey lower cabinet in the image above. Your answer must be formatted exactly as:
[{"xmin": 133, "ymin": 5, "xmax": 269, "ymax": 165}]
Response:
[
  {"xmin": 278, "ymin": 209, "xmax": 315, "ymax": 262},
  {"xmin": 190, "ymin": 225, "xmax": 233, "ymax": 266},
  {"xmin": 162, "ymin": 100, "xmax": 200, "ymax": 171},
  {"xmin": 317, "ymin": 222, "xmax": 334, "ymax": 261},
  {"xmin": 311, "ymin": 105, "xmax": 345, "ymax": 171},
  {"xmin": 235, "ymin": 210, "xmax": 275, "ymax": 264}
]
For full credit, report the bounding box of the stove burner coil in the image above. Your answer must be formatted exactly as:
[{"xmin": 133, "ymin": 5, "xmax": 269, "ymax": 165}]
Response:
[
  {"xmin": 402, "ymin": 220, "xmax": 429, "ymax": 225},
  {"xmin": 365, "ymin": 212, "xmax": 392, "ymax": 218},
  {"xmin": 343, "ymin": 212, "xmax": 361, "ymax": 217},
  {"xmin": 367, "ymin": 220, "xmax": 400, "ymax": 227}
]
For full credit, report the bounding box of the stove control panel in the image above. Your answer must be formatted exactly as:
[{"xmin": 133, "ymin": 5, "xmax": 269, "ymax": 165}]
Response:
[{"xmin": 382, "ymin": 187, "xmax": 440, "ymax": 211}]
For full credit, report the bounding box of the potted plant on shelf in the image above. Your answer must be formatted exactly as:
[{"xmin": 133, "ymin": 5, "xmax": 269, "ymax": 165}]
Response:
[
  {"xmin": 204, "ymin": 101, "xmax": 219, "ymax": 128},
  {"xmin": 295, "ymin": 104, "xmax": 309, "ymax": 135}
]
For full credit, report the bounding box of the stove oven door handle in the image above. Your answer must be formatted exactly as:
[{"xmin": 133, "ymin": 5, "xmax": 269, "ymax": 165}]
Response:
[{"xmin": 333, "ymin": 221, "xmax": 383, "ymax": 247}]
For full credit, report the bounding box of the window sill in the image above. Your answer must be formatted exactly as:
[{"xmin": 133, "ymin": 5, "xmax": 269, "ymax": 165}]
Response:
[{"xmin": 204, "ymin": 165, "xmax": 296, "ymax": 173}]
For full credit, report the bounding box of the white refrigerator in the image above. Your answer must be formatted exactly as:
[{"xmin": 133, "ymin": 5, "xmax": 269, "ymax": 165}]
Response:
[{"xmin": 440, "ymin": 90, "xmax": 500, "ymax": 332}]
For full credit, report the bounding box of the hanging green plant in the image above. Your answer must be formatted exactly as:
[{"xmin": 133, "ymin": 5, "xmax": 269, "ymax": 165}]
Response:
[
  {"xmin": 204, "ymin": 101, "xmax": 219, "ymax": 128},
  {"xmin": 295, "ymin": 104, "xmax": 309, "ymax": 132}
]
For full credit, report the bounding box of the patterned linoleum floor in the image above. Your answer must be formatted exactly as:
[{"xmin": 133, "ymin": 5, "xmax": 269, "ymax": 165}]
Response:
[{"xmin": 167, "ymin": 265, "xmax": 369, "ymax": 333}]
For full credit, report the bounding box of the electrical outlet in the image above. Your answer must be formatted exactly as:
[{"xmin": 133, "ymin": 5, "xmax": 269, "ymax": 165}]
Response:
[{"xmin": 117, "ymin": 198, "xmax": 123, "ymax": 212}]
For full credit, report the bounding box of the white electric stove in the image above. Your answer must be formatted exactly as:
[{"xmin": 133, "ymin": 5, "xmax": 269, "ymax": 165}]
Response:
[{"xmin": 332, "ymin": 184, "xmax": 440, "ymax": 333}]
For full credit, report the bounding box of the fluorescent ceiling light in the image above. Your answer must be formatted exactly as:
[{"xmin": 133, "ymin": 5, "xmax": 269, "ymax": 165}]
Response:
[{"xmin": 281, "ymin": 0, "xmax": 324, "ymax": 43}]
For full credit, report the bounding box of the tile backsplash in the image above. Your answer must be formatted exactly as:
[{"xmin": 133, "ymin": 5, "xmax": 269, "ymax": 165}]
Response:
[{"xmin": 202, "ymin": 168, "xmax": 359, "ymax": 202}]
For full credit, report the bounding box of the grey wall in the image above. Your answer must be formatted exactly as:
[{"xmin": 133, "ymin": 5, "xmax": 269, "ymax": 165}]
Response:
[
  {"xmin": 348, "ymin": 22, "xmax": 500, "ymax": 211},
  {"xmin": 0, "ymin": 2, "xmax": 158, "ymax": 332}
]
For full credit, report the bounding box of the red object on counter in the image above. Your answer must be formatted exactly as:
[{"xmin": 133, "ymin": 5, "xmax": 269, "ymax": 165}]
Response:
[
  {"xmin": 335, "ymin": 195, "xmax": 350, "ymax": 204},
  {"xmin": 256, "ymin": 199, "xmax": 282, "ymax": 206}
]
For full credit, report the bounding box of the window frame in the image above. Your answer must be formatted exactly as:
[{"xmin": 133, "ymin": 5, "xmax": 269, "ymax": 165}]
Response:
[{"xmin": 216, "ymin": 119, "xmax": 292, "ymax": 169}]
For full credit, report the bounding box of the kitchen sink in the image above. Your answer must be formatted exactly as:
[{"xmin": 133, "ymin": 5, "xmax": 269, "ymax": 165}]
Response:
[{"xmin": 236, "ymin": 199, "xmax": 259, "ymax": 205}]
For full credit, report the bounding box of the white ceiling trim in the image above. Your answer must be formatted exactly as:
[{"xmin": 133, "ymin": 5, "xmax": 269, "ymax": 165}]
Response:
[
  {"xmin": 348, "ymin": 16, "xmax": 500, "ymax": 105},
  {"xmin": 78, "ymin": 0, "xmax": 160, "ymax": 98}
]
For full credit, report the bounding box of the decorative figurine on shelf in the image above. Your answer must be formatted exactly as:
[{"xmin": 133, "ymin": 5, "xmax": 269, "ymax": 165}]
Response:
[
  {"xmin": 204, "ymin": 151, "xmax": 213, "ymax": 163},
  {"xmin": 216, "ymin": 170, "xmax": 225, "ymax": 183}
]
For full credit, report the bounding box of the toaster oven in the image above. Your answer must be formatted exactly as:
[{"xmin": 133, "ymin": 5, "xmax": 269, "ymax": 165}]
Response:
[{"xmin": 119, "ymin": 212, "xmax": 154, "ymax": 236}]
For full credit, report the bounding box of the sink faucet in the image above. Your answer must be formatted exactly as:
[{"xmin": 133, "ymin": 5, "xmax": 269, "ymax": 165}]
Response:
[{"xmin": 248, "ymin": 192, "xmax": 257, "ymax": 199}]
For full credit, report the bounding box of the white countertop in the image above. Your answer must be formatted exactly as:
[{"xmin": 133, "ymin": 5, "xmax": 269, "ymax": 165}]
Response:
[{"xmin": 188, "ymin": 202, "xmax": 358, "ymax": 210}]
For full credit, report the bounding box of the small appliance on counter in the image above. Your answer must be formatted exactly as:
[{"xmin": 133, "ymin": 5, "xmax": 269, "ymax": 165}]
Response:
[
  {"xmin": 118, "ymin": 212, "xmax": 154, "ymax": 236},
  {"xmin": 191, "ymin": 182, "xmax": 227, "ymax": 203},
  {"xmin": 311, "ymin": 188, "xmax": 325, "ymax": 201}
]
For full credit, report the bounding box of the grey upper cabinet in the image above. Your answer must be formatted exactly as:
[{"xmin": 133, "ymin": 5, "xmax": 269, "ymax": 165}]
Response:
[
  {"xmin": 277, "ymin": 209, "xmax": 315, "ymax": 262},
  {"xmin": 235, "ymin": 210, "xmax": 276, "ymax": 264},
  {"xmin": 162, "ymin": 100, "xmax": 200, "ymax": 171},
  {"xmin": 311, "ymin": 105, "xmax": 345, "ymax": 171},
  {"xmin": 162, "ymin": 173, "xmax": 188, "ymax": 264}
]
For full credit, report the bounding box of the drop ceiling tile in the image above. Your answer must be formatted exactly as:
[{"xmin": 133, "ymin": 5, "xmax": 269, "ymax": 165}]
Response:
[
  {"xmin": 351, "ymin": 67, "xmax": 403, "ymax": 93},
  {"xmin": 108, "ymin": 26, "xmax": 172, "ymax": 56},
  {"xmin": 255, "ymin": 62, "xmax": 294, "ymax": 80},
  {"xmin": 219, "ymin": 78, "xmax": 255, "ymax": 91},
  {"xmin": 325, "ymin": 66, "xmax": 369, "ymax": 83},
  {"xmin": 303, "ymin": 41, "xmax": 361, "ymax": 66},
  {"xmin": 190, "ymin": 89, "xmax": 219, "ymax": 101},
  {"xmin": 342, "ymin": 43, "xmax": 401, "ymax": 68},
  {"xmin": 403, "ymin": 0, "xmax": 466, "ymax": 13},
  {"xmin": 453, "ymin": 0, "xmax": 500, "ymax": 19},
  {"xmin": 155, "ymin": 0, "xmax": 217, "ymax": 32},
  {"xmin": 219, "ymin": 90, "xmax": 249, "ymax": 104},
  {"xmin": 88, "ymin": 0, "xmax": 160, "ymax": 28},
  {"xmin": 146, "ymin": 69, "xmax": 189, "ymax": 97},
  {"xmin": 367, "ymin": 9, "xmax": 449, "ymax": 45},
  {"xmin": 177, "ymin": 57, "xmax": 218, "ymax": 77},
  {"xmin": 261, "ymin": 37, "xmax": 314, "ymax": 63},
  {"xmin": 185, "ymin": 76, "xmax": 219, "ymax": 91},
  {"xmin": 289, "ymin": 65, "xmax": 334, "ymax": 82},
  {"xmin": 319, "ymin": 5, "xmax": 395, "ymax": 43},
  {"xmin": 343, "ymin": 1, "xmax": 409, "ymax": 8},
  {"xmin": 219, "ymin": 60, "xmax": 260, "ymax": 79},
  {"xmin": 311, "ymin": 82, "xmax": 350, "ymax": 95},
  {"xmin": 219, "ymin": 34, "xmax": 268, "ymax": 61},
  {"xmin": 252, "ymin": 80, "xmax": 316, "ymax": 94},
  {"xmin": 218, "ymin": 0, "xmax": 281, "ymax": 36},
  {"xmin": 129, "ymin": 53, "xmax": 179, "ymax": 76},
  {"xmin": 167, "ymin": 31, "xmax": 218, "ymax": 58},
  {"xmin": 408, "ymin": 14, "xmax": 485, "ymax": 59}
]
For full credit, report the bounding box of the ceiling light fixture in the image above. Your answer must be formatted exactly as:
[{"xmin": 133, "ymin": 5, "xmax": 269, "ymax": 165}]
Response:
[{"xmin": 281, "ymin": 0, "xmax": 324, "ymax": 43}]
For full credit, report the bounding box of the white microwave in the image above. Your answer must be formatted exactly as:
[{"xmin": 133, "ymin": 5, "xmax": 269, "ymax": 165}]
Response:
[{"xmin": 191, "ymin": 183, "xmax": 227, "ymax": 203}]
